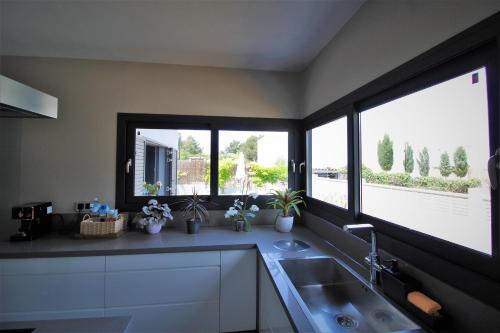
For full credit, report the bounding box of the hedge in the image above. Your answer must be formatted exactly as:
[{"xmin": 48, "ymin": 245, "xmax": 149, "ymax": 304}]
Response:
[{"xmin": 361, "ymin": 165, "xmax": 480, "ymax": 194}]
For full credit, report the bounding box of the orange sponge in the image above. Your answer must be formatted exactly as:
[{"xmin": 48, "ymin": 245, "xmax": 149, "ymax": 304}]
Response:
[{"xmin": 407, "ymin": 291, "xmax": 442, "ymax": 316}]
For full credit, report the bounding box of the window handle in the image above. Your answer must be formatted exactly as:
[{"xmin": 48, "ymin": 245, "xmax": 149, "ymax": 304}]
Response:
[
  {"xmin": 291, "ymin": 160, "xmax": 296, "ymax": 173},
  {"xmin": 125, "ymin": 158, "xmax": 133, "ymax": 174},
  {"xmin": 299, "ymin": 161, "xmax": 306, "ymax": 174},
  {"xmin": 488, "ymin": 149, "xmax": 500, "ymax": 190}
]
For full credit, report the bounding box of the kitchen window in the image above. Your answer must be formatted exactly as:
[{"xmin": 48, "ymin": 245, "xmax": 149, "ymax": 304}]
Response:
[
  {"xmin": 302, "ymin": 38, "xmax": 499, "ymax": 304},
  {"xmin": 306, "ymin": 116, "xmax": 348, "ymax": 209},
  {"xmin": 116, "ymin": 114, "xmax": 299, "ymax": 210},
  {"xmin": 360, "ymin": 67, "xmax": 492, "ymax": 254}
]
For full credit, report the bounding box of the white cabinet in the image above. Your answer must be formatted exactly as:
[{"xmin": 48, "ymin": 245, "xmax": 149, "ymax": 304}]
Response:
[
  {"xmin": 0, "ymin": 249, "xmax": 260, "ymax": 333},
  {"xmin": 104, "ymin": 251, "xmax": 221, "ymax": 333},
  {"xmin": 220, "ymin": 249, "xmax": 257, "ymax": 332},
  {"xmin": 259, "ymin": 258, "xmax": 293, "ymax": 333},
  {"xmin": 0, "ymin": 256, "xmax": 105, "ymax": 321}
]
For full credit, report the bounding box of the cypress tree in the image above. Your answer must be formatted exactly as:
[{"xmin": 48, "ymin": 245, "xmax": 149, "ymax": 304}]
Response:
[
  {"xmin": 377, "ymin": 134, "xmax": 394, "ymax": 171},
  {"xmin": 403, "ymin": 143, "xmax": 414, "ymax": 174}
]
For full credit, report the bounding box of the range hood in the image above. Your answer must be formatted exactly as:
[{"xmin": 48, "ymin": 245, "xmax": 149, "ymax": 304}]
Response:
[{"xmin": 0, "ymin": 75, "xmax": 58, "ymax": 118}]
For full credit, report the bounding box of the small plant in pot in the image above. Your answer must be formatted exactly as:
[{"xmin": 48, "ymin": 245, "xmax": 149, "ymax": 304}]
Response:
[
  {"xmin": 267, "ymin": 189, "xmax": 305, "ymax": 233},
  {"xmin": 179, "ymin": 191, "xmax": 209, "ymax": 234},
  {"xmin": 135, "ymin": 199, "xmax": 173, "ymax": 234},
  {"xmin": 224, "ymin": 195, "xmax": 260, "ymax": 232}
]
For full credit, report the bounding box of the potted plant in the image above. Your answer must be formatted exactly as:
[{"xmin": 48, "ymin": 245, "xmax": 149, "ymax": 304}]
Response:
[
  {"xmin": 179, "ymin": 191, "xmax": 209, "ymax": 234},
  {"xmin": 224, "ymin": 193, "xmax": 260, "ymax": 232},
  {"xmin": 143, "ymin": 181, "xmax": 162, "ymax": 196},
  {"xmin": 135, "ymin": 199, "xmax": 173, "ymax": 234},
  {"xmin": 267, "ymin": 189, "xmax": 305, "ymax": 233}
]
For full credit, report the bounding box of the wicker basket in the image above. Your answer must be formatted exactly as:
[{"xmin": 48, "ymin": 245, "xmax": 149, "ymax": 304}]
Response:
[{"xmin": 80, "ymin": 214, "xmax": 124, "ymax": 237}]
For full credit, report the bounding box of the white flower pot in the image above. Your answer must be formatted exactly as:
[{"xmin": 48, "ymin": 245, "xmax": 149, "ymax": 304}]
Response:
[
  {"xmin": 146, "ymin": 224, "xmax": 162, "ymax": 234},
  {"xmin": 276, "ymin": 216, "xmax": 294, "ymax": 233}
]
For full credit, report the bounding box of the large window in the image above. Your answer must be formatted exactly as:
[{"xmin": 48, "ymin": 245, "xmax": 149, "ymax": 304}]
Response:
[
  {"xmin": 306, "ymin": 117, "xmax": 348, "ymax": 208},
  {"xmin": 116, "ymin": 114, "xmax": 298, "ymax": 210},
  {"xmin": 360, "ymin": 68, "xmax": 491, "ymax": 254},
  {"xmin": 218, "ymin": 131, "xmax": 288, "ymax": 195}
]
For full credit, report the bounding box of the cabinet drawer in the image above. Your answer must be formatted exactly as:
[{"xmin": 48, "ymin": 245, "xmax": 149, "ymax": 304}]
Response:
[
  {"xmin": 0, "ymin": 256, "xmax": 105, "ymax": 275},
  {"xmin": 105, "ymin": 302, "xmax": 219, "ymax": 333},
  {"xmin": 105, "ymin": 251, "xmax": 220, "ymax": 271},
  {"xmin": 0, "ymin": 273, "xmax": 105, "ymax": 313},
  {"xmin": 105, "ymin": 267, "xmax": 220, "ymax": 307}
]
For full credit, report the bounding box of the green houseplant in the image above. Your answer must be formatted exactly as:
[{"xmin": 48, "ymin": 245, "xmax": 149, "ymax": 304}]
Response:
[
  {"xmin": 179, "ymin": 191, "xmax": 209, "ymax": 234},
  {"xmin": 267, "ymin": 189, "xmax": 305, "ymax": 233}
]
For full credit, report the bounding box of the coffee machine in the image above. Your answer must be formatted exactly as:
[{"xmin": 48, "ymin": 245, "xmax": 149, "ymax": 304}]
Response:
[{"xmin": 11, "ymin": 202, "xmax": 52, "ymax": 241}]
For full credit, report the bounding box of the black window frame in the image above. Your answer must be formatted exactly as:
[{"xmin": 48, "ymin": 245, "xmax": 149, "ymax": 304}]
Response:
[
  {"xmin": 302, "ymin": 12, "xmax": 500, "ymax": 309},
  {"xmin": 116, "ymin": 113, "xmax": 301, "ymax": 211}
]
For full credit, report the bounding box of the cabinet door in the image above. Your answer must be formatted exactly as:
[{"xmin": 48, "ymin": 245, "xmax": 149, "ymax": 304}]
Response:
[
  {"xmin": 259, "ymin": 259, "xmax": 293, "ymax": 333},
  {"xmin": 0, "ymin": 256, "xmax": 105, "ymax": 322},
  {"xmin": 105, "ymin": 302, "xmax": 219, "ymax": 333},
  {"xmin": 220, "ymin": 249, "xmax": 257, "ymax": 332}
]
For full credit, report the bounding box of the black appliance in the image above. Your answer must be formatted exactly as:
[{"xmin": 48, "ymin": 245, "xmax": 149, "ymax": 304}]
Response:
[{"xmin": 10, "ymin": 202, "xmax": 52, "ymax": 241}]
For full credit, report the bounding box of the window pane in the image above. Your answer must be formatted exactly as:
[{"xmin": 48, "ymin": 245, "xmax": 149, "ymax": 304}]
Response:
[
  {"xmin": 218, "ymin": 131, "xmax": 288, "ymax": 195},
  {"xmin": 134, "ymin": 129, "xmax": 210, "ymax": 196},
  {"xmin": 307, "ymin": 117, "xmax": 348, "ymax": 208},
  {"xmin": 360, "ymin": 68, "xmax": 491, "ymax": 254}
]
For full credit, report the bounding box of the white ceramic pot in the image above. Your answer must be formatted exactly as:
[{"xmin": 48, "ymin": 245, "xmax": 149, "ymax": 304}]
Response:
[
  {"xmin": 276, "ymin": 215, "xmax": 294, "ymax": 233},
  {"xmin": 146, "ymin": 224, "xmax": 162, "ymax": 234}
]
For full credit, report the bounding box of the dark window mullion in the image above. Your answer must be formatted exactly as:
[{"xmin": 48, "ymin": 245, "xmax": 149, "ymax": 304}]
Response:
[
  {"xmin": 210, "ymin": 128, "xmax": 219, "ymax": 197},
  {"xmin": 348, "ymin": 107, "xmax": 360, "ymax": 223}
]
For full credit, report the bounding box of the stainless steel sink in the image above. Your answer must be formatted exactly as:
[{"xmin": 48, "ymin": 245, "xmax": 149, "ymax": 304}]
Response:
[{"xmin": 278, "ymin": 258, "xmax": 420, "ymax": 333}]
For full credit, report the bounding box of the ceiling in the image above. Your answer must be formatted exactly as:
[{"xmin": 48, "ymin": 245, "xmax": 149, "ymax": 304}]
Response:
[{"xmin": 0, "ymin": 0, "xmax": 364, "ymax": 72}]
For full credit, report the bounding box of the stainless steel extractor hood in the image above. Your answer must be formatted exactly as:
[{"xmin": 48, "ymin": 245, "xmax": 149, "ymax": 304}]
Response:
[{"xmin": 0, "ymin": 75, "xmax": 58, "ymax": 118}]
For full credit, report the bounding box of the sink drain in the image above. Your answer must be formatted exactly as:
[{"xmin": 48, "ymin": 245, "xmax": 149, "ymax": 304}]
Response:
[
  {"xmin": 334, "ymin": 314, "xmax": 358, "ymax": 329},
  {"xmin": 372, "ymin": 309, "xmax": 394, "ymax": 323}
]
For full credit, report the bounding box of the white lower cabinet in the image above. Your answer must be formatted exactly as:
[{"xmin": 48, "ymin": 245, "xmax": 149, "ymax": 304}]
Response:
[
  {"xmin": 0, "ymin": 256, "xmax": 105, "ymax": 321},
  {"xmin": 0, "ymin": 249, "xmax": 260, "ymax": 332},
  {"xmin": 259, "ymin": 258, "xmax": 294, "ymax": 333},
  {"xmin": 220, "ymin": 249, "xmax": 257, "ymax": 332}
]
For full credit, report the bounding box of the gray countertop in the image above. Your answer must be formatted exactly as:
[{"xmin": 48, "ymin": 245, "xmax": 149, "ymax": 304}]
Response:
[
  {"xmin": 0, "ymin": 316, "xmax": 130, "ymax": 333},
  {"xmin": 0, "ymin": 226, "xmax": 426, "ymax": 333}
]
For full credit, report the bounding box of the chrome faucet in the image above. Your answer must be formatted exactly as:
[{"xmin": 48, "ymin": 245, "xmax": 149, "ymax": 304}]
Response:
[{"xmin": 343, "ymin": 224, "xmax": 382, "ymax": 284}]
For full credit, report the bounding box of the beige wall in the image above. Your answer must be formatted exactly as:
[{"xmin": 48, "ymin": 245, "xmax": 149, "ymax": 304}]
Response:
[
  {"xmin": 1, "ymin": 56, "xmax": 301, "ymax": 213},
  {"xmin": 302, "ymin": 0, "xmax": 500, "ymax": 117}
]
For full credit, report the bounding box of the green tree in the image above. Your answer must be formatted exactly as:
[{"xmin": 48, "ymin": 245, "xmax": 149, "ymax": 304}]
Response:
[
  {"xmin": 377, "ymin": 134, "xmax": 394, "ymax": 171},
  {"xmin": 417, "ymin": 147, "xmax": 430, "ymax": 177},
  {"xmin": 439, "ymin": 152, "xmax": 452, "ymax": 177},
  {"xmin": 218, "ymin": 158, "xmax": 236, "ymax": 189},
  {"xmin": 241, "ymin": 135, "xmax": 262, "ymax": 162},
  {"xmin": 179, "ymin": 135, "xmax": 203, "ymax": 160},
  {"xmin": 223, "ymin": 140, "xmax": 241, "ymax": 155},
  {"xmin": 403, "ymin": 143, "xmax": 414, "ymax": 174},
  {"xmin": 453, "ymin": 146, "xmax": 469, "ymax": 178}
]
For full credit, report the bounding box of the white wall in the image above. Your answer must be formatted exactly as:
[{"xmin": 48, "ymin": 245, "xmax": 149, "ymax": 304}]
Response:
[
  {"xmin": 302, "ymin": 0, "xmax": 500, "ymax": 117},
  {"xmin": 0, "ymin": 56, "xmax": 301, "ymax": 213}
]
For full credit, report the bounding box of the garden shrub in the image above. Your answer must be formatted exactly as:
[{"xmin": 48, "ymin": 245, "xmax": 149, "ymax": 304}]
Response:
[
  {"xmin": 377, "ymin": 134, "xmax": 394, "ymax": 171},
  {"xmin": 361, "ymin": 165, "xmax": 480, "ymax": 193},
  {"xmin": 250, "ymin": 161, "xmax": 287, "ymax": 188}
]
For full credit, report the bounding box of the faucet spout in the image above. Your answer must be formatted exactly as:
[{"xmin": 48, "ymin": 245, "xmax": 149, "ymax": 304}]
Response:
[{"xmin": 343, "ymin": 224, "xmax": 380, "ymax": 284}]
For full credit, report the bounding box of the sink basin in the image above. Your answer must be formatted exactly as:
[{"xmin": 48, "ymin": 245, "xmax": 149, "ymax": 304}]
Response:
[
  {"xmin": 273, "ymin": 239, "xmax": 310, "ymax": 252},
  {"xmin": 278, "ymin": 258, "xmax": 420, "ymax": 333}
]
